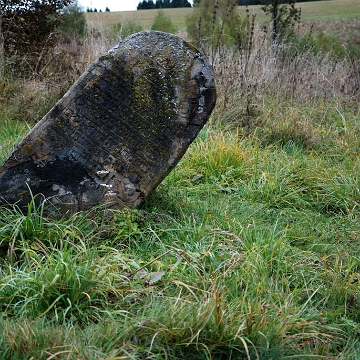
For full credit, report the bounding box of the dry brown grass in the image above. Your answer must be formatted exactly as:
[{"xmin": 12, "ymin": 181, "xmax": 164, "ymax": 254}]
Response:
[
  {"xmin": 213, "ymin": 27, "xmax": 359, "ymax": 103},
  {"xmin": 208, "ymin": 22, "xmax": 359, "ymax": 146},
  {"xmin": 296, "ymin": 18, "xmax": 360, "ymax": 48}
]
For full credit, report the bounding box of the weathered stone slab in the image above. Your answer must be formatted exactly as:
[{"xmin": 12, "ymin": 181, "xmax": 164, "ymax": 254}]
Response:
[{"xmin": 0, "ymin": 31, "xmax": 216, "ymax": 214}]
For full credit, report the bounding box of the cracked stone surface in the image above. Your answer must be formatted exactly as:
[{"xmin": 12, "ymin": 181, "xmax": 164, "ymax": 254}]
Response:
[{"xmin": 0, "ymin": 31, "xmax": 217, "ymax": 214}]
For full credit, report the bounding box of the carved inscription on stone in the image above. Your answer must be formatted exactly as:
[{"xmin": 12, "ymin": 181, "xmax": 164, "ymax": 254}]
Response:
[{"xmin": 0, "ymin": 31, "xmax": 216, "ymax": 213}]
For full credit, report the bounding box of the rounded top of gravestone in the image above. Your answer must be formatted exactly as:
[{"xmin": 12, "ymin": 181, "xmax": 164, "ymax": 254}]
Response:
[
  {"xmin": 97, "ymin": 30, "xmax": 216, "ymax": 130},
  {"xmin": 0, "ymin": 31, "xmax": 216, "ymax": 214}
]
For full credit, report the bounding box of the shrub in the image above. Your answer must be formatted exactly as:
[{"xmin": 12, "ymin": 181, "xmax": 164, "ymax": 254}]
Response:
[
  {"xmin": 110, "ymin": 21, "xmax": 144, "ymax": 40},
  {"xmin": 290, "ymin": 29, "xmax": 360, "ymax": 60},
  {"xmin": 151, "ymin": 10, "xmax": 176, "ymax": 34},
  {"xmin": 0, "ymin": 0, "xmax": 72, "ymax": 75},
  {"xmin": 186, "ymin": 0, "xmax": 253, "ymax": 56},
  {"xmin": 123, "ymin": 21, "xmax": 144, "ymax": 38},
  {"xmin": 58, "ymin": 2, "xmax": 87, "ymax": 38}
]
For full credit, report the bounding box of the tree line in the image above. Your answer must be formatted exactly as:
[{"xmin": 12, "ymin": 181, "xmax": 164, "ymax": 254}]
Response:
[
  {"xmin": 237, "ymin": 0, "xmax": 323, "ymax": 4},
  {"xmin": 138, "ymin": 0, "xmax": 328, "ymax": 9},
  {"xmin": 137, "ymin": 0, "xmax": 191, "ymax": 10},
  {"xmin": 86, "ymin": 7, "xmax": 111, "ymax": 12}
]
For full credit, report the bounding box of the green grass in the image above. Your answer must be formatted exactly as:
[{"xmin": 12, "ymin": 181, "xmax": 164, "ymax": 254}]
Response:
[
  {"xmin": 0, "ymin": 120, "xmax": 359, "ymax": 358},
  {"xmin": 1, "ymin": 8, "xmax": 360, "ymax": 360}
]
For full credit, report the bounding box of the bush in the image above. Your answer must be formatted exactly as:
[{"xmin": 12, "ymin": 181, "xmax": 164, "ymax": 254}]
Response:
[
  {"xmin": 186, "ymin": 0, "xmax": 253, "ymax": 55},
  {"xmin": 58, "ymin": 3, "xmax": 87, "ymax": 38},
  {"xmin": 0, "ymin": 0, "xmax": 72, "ymax": 75},
  {"xmin": 109, "ymin": 21, "xmax": 144, "ymax": 41},
  {"xmin": 292, "ymin": 30, "xmax": 360, "ymax": 60},
  {"xmin": 151, "ymin": 10, "xmax": 176, "ymax": 34}
]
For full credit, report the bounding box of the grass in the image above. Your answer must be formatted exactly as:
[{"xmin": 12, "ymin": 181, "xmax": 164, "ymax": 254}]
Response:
[
  {"xmin": 85, "ymin": 0, "xmax": 360, "ymax": 60},
  {"xmin": 1, "ymin": 112, "xmax": 359, "ymax": 358},
  {"xmin": 244, "ymin": 0, "xmax": 360, "ymax": 22},
  {"xmin": 86, "ymin": 7, "xmax": 193, "ymax": 30},
  {"xmin": 85, "ymin": 0, "xmax": 360, "ymax": 30},
  {"xmin": 0, "ymin": 4, "xmax": 360, "ymax": 359}
]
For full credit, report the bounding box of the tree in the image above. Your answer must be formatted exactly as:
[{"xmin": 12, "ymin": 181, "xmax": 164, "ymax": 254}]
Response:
[
  {"xmin": 0, "ymin": 0, "xmax": 73, "ymax": 73},
  {"xmin": 261, "ymin": 0, "xmax": 301, "ymax": 41},
  {"xmin": 170, "ymin": 0, "xmax": 191, "ymax": 7},
  {"xmin": 105, "ymin": 7, "xmax": 110, "ymax": 11},
  {"xmin": 138, "ymin": 0, "xmax": 191, "ymax": 9},
  {"xmin": 59, "ymin": 3, "xmax": 87, "ymax": 38},
  {"xmin": 237, "ymin": 0, "xmax": 261, "ymax": 4},
  {"xmin": 151, "ymin": 10, "xmax": 176, "ymax": 33},
  {"xmin": 137, "ymin": 0, "xmax": 155, "ymax": 10}
]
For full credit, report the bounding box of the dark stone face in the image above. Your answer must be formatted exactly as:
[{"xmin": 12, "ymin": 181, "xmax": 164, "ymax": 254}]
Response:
[{"xmin": 0, "ymin": 31, "xmax": 217, "ymax": 214}]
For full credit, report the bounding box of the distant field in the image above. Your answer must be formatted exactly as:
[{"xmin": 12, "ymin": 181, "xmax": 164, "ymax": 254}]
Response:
[
  {"xmin": 86, "ymin": 8, "xmax": 193, "ymax": 30},
  {"xmin": 86, "ymin": 0, "xmax": 360, "ymax": 30},
  {"xmin": 244, "ymin": 0, "xmax": 360, "ymax": 22}
]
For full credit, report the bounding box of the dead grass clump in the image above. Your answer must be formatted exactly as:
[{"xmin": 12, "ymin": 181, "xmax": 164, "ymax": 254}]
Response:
[
  {"xmin": 47, "ymin": 23, "xmax": 114, "ymax": 86},
  {"xmin": 296, "ymin": 18, "xmax": 360, "ymax": 50},
  {"xmin": 213, "ymin": 30, "xmax": 360, "ymax": 105},
  {"xmin": 210, "ymin": 24, "xmax": 359, "ymax": 147}
]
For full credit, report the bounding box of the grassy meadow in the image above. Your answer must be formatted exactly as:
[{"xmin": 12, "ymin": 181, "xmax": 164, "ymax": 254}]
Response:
[
  {"xmin": 0, "ymin": 0, "xmax": 360, "ymax": 359},
  {"xmin": 86, "ymin": 0, "xmax": 360, "ymax": 29}
]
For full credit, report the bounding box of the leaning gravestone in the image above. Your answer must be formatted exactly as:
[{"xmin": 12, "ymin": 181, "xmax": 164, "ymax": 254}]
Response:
[{"xmin": 0, "ymin": 31, "xmax": 216, "ymax": 214}]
